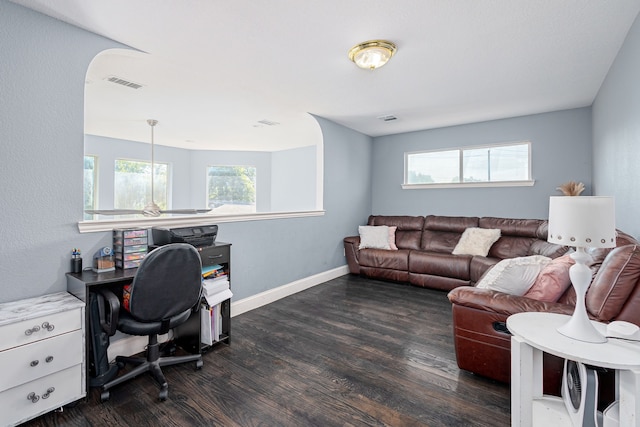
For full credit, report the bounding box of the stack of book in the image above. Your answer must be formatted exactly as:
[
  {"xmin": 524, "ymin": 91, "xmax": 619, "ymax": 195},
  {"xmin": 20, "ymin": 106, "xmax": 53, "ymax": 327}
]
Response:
[{"xmin": 200, "ymin": 264, "xmax": 232, "ymax": 345}]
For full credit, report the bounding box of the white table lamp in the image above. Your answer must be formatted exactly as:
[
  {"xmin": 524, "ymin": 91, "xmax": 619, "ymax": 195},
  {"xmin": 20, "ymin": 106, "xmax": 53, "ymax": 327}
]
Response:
[{"xmin": 547, "ymin": 196, "xmax": 616, "ymax": 343}]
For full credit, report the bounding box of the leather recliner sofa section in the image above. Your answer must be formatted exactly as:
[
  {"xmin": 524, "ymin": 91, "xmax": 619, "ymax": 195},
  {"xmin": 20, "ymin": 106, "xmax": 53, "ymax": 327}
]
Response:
[{"xmin": 344, "ymin": 215, "xmax": 568, "ymax": 291}]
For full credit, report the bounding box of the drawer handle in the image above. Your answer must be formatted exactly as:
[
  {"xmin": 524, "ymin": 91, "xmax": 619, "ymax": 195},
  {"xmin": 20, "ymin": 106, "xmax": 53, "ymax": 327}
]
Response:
[
  {"xmin": 208, "ymin": 254, "xmax": 223, "ymax": 259},
  {"xmin": 42, "ymin": 322, "xmax": 55, "ymax": 332},
  {"xmin": 42, "ymin": 387, "xmax": 55, "ymax": 399},
  {"xmin": 27, "ymin": 392, "xmax": 40, "ymax": 403},
  {"xmin": 30, "ymin": 360, "xmax": 39, "ymax": 367},
  {"xmin": 25, "ymin": 325, "xmax": 41, "ymax": 336},
  {"xmin": 46, "ymin": 356, "xmax": 54, "ymax": 363}
]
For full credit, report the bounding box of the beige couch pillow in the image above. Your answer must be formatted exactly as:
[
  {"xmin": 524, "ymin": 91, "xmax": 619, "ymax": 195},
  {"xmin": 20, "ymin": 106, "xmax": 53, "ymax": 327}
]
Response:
[{"xmin": 452, "ymin": 227, "xmax": 501, "ymax": 256}]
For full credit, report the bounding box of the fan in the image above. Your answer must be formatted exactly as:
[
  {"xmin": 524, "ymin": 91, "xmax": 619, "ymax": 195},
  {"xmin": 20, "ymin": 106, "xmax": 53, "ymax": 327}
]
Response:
[
  {"xmin": 562, "ymin": 359, "xmax": 601, "ymax": 427},
  {"xmin": 85, "ymin": 119, "xmax": 211, "ymax": 217}
]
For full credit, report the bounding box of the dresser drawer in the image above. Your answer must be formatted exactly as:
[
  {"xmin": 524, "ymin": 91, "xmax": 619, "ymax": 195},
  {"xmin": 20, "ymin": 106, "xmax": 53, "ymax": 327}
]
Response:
[
  {"xmin": 0, "ymin": 364, "xmax": 82, "ymax": 427},
  {"xmin": 199, "ymin": 245, "xmax": 230, "ymax": 266},
  {"xmin": 0, "ymin": 308, "xmax": 82, "ymax": 352},
  {"xmin": 0, "ymin": 329, "xmax": 83, "ymax": 392}
]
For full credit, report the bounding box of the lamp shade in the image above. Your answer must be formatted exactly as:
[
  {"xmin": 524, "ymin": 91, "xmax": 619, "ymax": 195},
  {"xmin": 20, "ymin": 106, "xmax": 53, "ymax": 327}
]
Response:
[{"xmin": 547, "ymin": 196, "xmax": 616, "ymax": 248}]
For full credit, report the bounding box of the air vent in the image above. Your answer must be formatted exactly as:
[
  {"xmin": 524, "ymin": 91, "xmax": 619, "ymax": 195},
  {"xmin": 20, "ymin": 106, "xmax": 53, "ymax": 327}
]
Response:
[
  {"xmin": 257, "ymin": 119, "xmax": 280, "ymax": 126},
  {"xmin": 377, "ymin": 115, "xmax": 397, "ymax": 122},
  {"xmin": 105, "ymin": 76, "xmax": 143, "ymax": 89}
]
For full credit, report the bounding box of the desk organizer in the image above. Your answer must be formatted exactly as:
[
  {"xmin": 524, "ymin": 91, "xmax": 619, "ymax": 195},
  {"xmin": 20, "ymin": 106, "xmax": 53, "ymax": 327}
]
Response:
[{"xmin": 113, "ymin": 228, "xmax": 148, "ymax": 269}]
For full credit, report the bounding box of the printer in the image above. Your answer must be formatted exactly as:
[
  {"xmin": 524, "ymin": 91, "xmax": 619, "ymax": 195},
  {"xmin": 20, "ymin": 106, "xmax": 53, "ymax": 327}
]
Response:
[{"xmin": 152, "ymin": 225, "xmax": 218, "ymax": 248}]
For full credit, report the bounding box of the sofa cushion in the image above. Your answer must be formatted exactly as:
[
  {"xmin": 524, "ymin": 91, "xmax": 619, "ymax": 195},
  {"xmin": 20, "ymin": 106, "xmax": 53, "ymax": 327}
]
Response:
[
  {"xmin": 529, "ymin": 239, "xmax": 570, "ymax": 258},
  {"xmin": 452, "ymin": 227, "xmax": 501, "ymax": 257},
  {"xmin": 368, "ymin": 215, "xmax": 424, "ymax": 250},
  {"xmin": 476, "ymin": 255, "xmax": 552, "ymax": 295},
  {"xmin": 409, "ymin": 251, "xmax": 471, "ymax": 280},
  {"xmin": 523, "ymin": 254, "xmax": 574, "ymax": 302},
  {"xmin": 489, "ymin": 236, "xmax": 537, "ymax": 259},
  {"xmin": 359, "ymin": 248, "xmax": 410, "ymax": 271},
  {"xmin": 358, "ymin": 225, "xmax": 390, "ymax": 250},
  {"xmin": 421, "ymin": 216, "xmax": 479, "ymax": 252},
  {"xmin": 470, "ymin": 256, "xmax": 501, "ymax": 283},
  {"xmin": 587, "ymin": 245, "xmax": 640, "ymax": 321}
]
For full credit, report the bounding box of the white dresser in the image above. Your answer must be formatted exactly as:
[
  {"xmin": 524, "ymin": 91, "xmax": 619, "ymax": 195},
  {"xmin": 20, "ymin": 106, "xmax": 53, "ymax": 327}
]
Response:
[{"xmin": 0, "ymin": 292, "xmax": 85, "ymax": 426}]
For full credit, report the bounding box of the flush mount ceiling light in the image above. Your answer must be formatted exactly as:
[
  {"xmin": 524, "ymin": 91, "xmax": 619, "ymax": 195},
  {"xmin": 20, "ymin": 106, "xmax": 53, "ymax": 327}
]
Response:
[{"xmin": 348, "ymin": 40, "xmax": 397, "ymax": 70}]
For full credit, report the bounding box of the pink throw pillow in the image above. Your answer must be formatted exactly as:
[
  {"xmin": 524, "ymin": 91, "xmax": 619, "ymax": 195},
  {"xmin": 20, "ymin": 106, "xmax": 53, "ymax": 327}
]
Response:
[
  {"xmin": 388, "ymin": 226, "xmax": 398, "ymax": 251},
  {"xmin": 524, "ymin": 254, "xmax": 574, "ymax": 302}
]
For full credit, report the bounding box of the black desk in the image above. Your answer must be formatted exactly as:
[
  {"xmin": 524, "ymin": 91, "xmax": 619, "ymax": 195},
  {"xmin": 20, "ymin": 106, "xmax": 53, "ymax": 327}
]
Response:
[{"xmin": 67, "ymin": 242, "xmax": 232, "ymax": 390}]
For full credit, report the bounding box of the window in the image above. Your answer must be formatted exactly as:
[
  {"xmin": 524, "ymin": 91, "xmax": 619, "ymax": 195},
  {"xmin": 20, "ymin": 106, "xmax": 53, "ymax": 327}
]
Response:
[
  {"xmin": 207, "ymin": 165, "xmax": 256, "ymax": 214},
  {"xmin": 404, "ymin": 141, "xmax": 532, "ymax": 188},
  {"xmin": 83, "ymin": 156, "xmax": 97, "ymax": 220},
  {"xmin": 114, "ymin": 159, "xmax": 168, "ymax": 210}
]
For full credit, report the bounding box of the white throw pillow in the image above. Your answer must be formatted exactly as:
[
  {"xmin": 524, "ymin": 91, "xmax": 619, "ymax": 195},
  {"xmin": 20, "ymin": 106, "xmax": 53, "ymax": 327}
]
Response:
[
  {"xmin": 476, "ymin": 255, "xmax": 552, "ymax": 295},
  {"xmin": 452, "ymin": 227, "xmax": 502, "ymax": 256},
  {"xmin": 359, "ymin": 225, "xmax": 391, "ymax": 250}
]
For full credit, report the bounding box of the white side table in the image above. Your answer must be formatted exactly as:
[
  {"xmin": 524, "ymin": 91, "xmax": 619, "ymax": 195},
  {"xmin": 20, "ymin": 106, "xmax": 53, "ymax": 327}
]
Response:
[{"xmin": 507, "ymin": 312, "xmax": 640, "ymax": 427}]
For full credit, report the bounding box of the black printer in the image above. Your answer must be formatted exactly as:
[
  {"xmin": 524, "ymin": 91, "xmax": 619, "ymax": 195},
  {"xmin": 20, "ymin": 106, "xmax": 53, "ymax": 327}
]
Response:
[{"xmin": 152, "ymin": 225, "xmax": 218, "ymax": 248}]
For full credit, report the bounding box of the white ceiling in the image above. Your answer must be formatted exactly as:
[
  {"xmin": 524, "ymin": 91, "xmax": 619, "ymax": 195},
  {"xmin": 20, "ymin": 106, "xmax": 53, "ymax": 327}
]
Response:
[{"xmin": 11, "ymin": 0, "xmax": 640, "ymax": 151}]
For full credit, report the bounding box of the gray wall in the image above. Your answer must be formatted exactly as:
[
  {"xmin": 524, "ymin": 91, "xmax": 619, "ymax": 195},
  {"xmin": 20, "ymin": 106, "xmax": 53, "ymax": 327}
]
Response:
[
  {"xmin": 371, "ymin": 108, "xmax": 593, "ymax": 219},
  {"xmin": 271, "ymin": 145, "xmax": 317, "ymax": 211},
  {"xmin": 0, "ymin": 1, "xmax": 373, "ymax": 303},
  {"xmin": 0, "ymin": 1, "xmax": 124, "ymax": 303},
  {"xmin": 592, "ymin": 12, "xmax": 640, "ymax": 239}
]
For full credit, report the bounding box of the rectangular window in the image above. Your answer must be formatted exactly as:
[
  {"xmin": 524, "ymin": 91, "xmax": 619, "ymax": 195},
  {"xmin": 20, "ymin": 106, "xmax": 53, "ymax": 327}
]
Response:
[
  {"xmin": 207, "ymin": 165, "xmax": 256, "ymax": 214},
  {"xmin": 114, "ymin": 159, "xmax": 168, "ymax": 210},
  {"xmin": 84, "ymin": 155, "xmax": 97, "ymax": 220},
  {"xmin": 404, "ymin": 141, "xmax": 532, "ymax": 188}
]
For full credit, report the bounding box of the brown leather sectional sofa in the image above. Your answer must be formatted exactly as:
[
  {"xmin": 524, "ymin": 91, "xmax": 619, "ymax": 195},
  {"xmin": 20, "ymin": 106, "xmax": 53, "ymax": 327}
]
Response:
[
  {"xmin": 344, "ymin": 215, "xmax": 568, "ymax": 291},
  {"xmin": 344, "ymin": 214, "xmax": 640, "ymax": 397}
]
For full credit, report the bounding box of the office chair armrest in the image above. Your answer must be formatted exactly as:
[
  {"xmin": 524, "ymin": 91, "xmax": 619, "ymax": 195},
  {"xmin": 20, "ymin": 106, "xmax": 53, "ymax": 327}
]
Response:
[{"xmin": 95, "ymin": 288, "xmax": 120, "ymax": 336}]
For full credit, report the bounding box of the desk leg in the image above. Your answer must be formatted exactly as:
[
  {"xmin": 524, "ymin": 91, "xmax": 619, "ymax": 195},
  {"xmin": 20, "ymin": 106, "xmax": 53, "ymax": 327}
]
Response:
[
  {"xmin": 512, "ymin": 335, "xmax": 542, "ymax": 427},
  {"xmin": 618, "ymin": 368, "xmax": 640, "ymax": 427}
]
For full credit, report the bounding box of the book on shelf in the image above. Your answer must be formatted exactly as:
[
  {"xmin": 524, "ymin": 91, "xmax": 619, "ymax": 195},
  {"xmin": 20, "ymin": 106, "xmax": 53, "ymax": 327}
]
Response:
[{"xmin": 202, "ymin": 264, "xmax": 226, "ymax": 279}]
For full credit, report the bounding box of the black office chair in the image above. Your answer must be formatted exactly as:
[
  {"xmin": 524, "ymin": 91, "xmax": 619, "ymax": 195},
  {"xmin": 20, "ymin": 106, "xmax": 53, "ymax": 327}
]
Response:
[{"xmin": 97, "ymin": 243, "xmax": 204, "ymax": 402}]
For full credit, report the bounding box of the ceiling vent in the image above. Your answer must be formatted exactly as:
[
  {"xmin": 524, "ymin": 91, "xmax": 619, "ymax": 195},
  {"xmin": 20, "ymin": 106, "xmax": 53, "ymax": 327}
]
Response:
[
  {"xmin": 257, "ymin": 119, "xmax": 280, "ymax": 126},
  {"xmin": 105, "ymin": 75, "xmax": 143, "ymax": 89},
  {"xmin": 377, "ymin": 115, "xmax": 397, "ymax": 122}
]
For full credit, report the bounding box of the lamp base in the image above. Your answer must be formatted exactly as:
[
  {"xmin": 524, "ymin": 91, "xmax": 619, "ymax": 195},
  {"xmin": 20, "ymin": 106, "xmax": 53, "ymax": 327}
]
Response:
[
  {"xmin": 557, "ymin": 315, "xmax": 607, "ymax": 343},
  {"xmin": 557, "ymin": 247, "xmax": 607, "ymax": 344}
]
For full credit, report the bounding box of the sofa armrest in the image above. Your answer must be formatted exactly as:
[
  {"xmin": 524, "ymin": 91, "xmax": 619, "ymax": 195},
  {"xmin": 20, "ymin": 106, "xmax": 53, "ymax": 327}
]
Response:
[
  {"xmin": 447, "ymin": 286, "xmax": 575, "ymax": 317},
  {"xmin": 344, "ymin": 236, "xmax": 361, "ymax": 274}
]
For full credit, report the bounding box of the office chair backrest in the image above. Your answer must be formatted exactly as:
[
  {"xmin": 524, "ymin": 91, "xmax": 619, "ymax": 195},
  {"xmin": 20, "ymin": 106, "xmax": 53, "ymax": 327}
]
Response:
[{"xmin": 127, "ymin": 243, "xmax": 202, "ymax": 322}]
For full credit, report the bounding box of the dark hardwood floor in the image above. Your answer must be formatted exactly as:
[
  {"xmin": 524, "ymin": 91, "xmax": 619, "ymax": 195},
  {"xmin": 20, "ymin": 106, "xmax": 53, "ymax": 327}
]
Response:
[{"xmin": 23, "ymin": 275, "xmax": 510, "ymax": 427}]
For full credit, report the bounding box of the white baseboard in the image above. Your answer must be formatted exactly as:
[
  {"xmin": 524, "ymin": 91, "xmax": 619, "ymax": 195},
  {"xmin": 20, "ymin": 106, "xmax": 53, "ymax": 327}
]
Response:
[
  {"xmin": 230, "ymin": 265, "xmax": 349, "ymax": 317},
  {"xmin": 107, "ymin": 265, "xmax": 349, "ymax": 358}
]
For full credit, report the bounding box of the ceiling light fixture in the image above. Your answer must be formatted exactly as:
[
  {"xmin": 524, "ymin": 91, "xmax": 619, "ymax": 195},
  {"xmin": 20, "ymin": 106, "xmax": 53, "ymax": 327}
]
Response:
[{"xmin": 348, "ymin": 40, "xmax": 397, "ymax": 70}]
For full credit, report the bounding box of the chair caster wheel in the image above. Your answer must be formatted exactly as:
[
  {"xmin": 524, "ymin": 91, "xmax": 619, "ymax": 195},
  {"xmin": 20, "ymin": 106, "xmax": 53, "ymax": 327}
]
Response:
[
  {"xmin": 195, "ymin": 359, "xmax": 203, "ymax": 370},
  {"xmin": 100, "ymin": 391, "xmax": 110, "ymax": 402},
  {"xmin": 159, "ymin": 388, "xmax": 168, "ymax": 401}
]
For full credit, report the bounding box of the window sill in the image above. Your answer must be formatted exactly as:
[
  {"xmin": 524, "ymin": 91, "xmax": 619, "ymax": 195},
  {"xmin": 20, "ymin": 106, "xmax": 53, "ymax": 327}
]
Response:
[
  {"xmin": 401, "ymin": 180, "xmax": 535, "ymax": 190},
  {"xmin": 78, "ymin": 210, "xmax": 326, "ymax": 233}
]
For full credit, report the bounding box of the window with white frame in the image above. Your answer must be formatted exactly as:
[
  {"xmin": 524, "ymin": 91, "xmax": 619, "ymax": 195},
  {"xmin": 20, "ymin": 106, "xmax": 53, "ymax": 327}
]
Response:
[
  {"xmin": 207, "ymin": 165, "xmax": 256, "ymax": 214},
  {"xmin": 404, "ymin": 141, "xmax": 532, "ymax": 188},
  {"xmin": 114, "ymin": 159, "xmax": 168, "ymax": 210}
]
